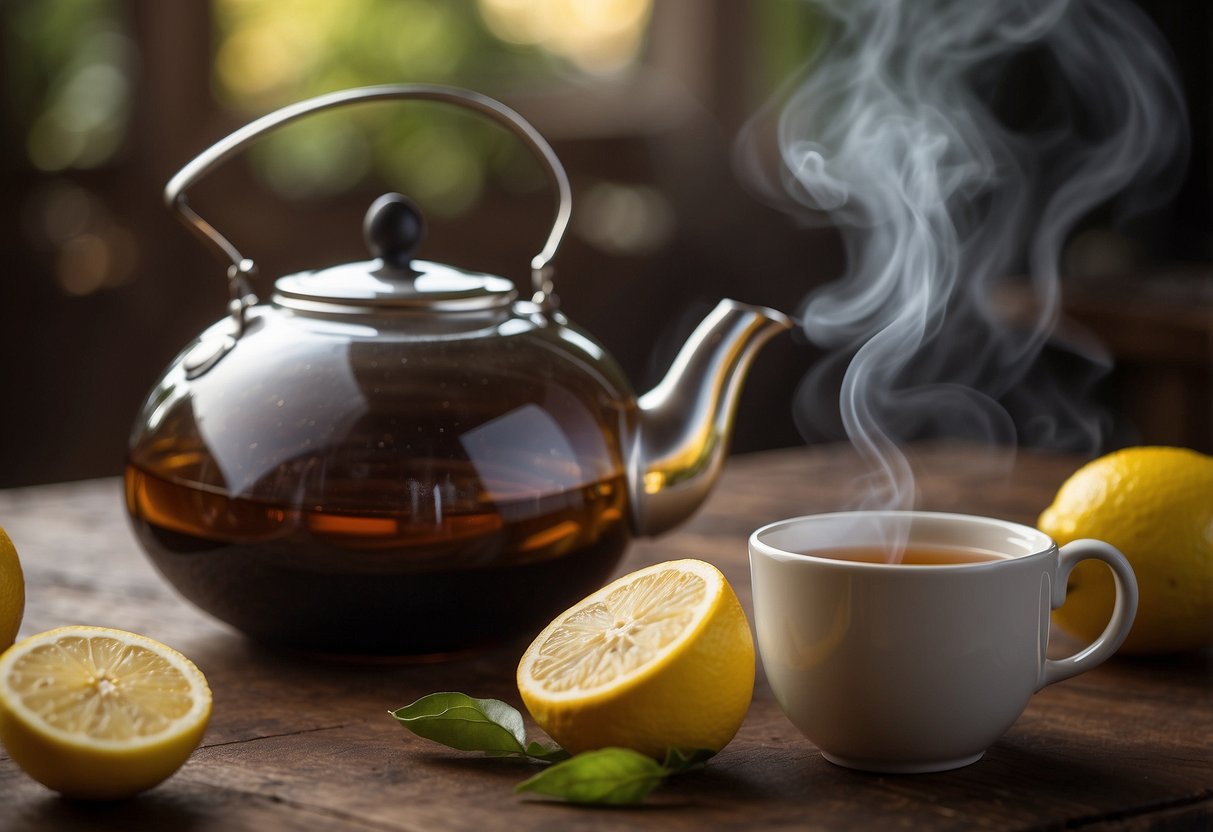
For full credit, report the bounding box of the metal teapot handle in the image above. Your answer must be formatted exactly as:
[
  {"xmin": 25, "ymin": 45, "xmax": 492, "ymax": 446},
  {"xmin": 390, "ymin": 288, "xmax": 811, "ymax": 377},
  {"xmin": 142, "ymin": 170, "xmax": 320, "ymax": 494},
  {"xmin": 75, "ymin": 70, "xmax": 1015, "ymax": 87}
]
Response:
[{"xmin": 165, "ymin": 84, "xmax": 571, "ymax": 306}]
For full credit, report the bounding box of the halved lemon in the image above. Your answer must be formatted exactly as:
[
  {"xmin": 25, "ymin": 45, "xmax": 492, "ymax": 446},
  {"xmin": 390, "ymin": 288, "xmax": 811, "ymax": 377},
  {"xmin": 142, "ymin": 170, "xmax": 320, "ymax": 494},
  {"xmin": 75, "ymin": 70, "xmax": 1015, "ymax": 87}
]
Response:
[
  {"xmin": 517, "ymin": 559, "xmax": 754, "ymax": 758},
  {"xmin": 0, "ymin": 626, "xmax": 212, "ymax": 799}
]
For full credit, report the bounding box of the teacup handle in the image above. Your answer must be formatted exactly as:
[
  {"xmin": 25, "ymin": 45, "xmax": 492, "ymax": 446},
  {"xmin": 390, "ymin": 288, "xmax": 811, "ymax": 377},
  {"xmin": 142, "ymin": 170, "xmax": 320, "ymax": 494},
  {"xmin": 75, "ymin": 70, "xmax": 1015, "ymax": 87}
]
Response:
[{"xmin": 1038, "ymin": 539, "xmax": 1139, "ymax": 689}]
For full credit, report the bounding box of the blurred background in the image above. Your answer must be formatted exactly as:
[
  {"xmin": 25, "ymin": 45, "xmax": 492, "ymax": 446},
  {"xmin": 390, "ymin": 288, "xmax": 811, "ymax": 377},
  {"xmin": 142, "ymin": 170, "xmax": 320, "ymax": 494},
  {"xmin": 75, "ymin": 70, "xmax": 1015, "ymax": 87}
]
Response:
[{"xmin": 1, "ymin": 0, "xmax": 1209, "ymax": 487}]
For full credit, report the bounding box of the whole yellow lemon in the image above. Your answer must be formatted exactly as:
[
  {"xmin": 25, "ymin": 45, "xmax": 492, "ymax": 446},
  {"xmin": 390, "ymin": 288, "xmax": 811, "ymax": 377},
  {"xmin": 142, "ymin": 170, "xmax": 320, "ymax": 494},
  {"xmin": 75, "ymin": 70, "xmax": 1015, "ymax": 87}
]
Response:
[
  {"xmin": 0, "ymin": 526, "xmax": 24, "ymax": 650},
  {"xmin": 1039, "ymin": 446, "xmax": 1213, "ymax": 655}
]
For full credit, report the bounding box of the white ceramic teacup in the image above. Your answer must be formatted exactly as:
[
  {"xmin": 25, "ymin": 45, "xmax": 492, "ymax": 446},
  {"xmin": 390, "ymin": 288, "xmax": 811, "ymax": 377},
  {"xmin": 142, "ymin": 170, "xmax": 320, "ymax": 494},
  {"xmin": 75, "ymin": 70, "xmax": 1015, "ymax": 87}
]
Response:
[{"xmin": 748, "ymin": 511, "xmax": 1138, "ymax": 773}]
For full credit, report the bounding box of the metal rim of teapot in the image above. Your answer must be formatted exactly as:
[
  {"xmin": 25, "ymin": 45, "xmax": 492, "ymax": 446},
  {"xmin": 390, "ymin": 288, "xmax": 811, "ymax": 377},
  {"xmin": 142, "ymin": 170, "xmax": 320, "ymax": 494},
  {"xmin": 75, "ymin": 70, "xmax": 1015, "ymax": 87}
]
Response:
[{"xmin": 164, "ymin": 84, "xmax": 573, "ymax": 316}]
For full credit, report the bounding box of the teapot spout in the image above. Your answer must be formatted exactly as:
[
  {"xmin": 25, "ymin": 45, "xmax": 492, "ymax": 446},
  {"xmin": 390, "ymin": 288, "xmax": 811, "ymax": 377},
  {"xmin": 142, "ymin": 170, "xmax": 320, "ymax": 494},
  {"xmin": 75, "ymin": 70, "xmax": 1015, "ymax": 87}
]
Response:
[{"xmin": 630, "ymin": 299, "xmax": 793, "ymax": 536}]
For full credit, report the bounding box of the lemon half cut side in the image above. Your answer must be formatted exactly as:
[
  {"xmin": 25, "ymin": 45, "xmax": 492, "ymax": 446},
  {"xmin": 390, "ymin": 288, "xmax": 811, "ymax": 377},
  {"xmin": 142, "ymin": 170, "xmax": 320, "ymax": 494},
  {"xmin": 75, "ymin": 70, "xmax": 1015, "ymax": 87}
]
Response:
[
  {"xmin": 517, "ymin": 559, "xmax": 755, "ymax": 759},
  {"xmin": 0, "ymin": 626, "xmax": 212, "ymax": 799}
]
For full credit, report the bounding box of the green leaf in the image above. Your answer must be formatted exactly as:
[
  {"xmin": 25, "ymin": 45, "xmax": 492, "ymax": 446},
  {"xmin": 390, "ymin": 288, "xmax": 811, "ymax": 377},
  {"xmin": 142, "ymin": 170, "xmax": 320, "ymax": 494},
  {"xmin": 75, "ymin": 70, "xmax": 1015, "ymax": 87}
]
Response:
[
  {"xmin": 524, "ymin": 741, "xmax": 572, "ymax": 763},
  {"xmin": 662, "ymin": 747, "xmax": 716, "ymax": 774},
  {"xmin": 391, "ymin": 692, "xmax": 527, "ymax": 755},
  {"xmin": 515, "ymin": 748, "xmax": 669, "ymax": 806}
]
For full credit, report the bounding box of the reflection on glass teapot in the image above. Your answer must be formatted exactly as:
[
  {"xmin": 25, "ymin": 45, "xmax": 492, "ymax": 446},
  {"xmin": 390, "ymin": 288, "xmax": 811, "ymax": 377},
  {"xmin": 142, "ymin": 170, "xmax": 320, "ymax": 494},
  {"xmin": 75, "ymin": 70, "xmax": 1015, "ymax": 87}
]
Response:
[{"xmin": 124, "ymin": 85, "xmax": 791, "ymax": 656}]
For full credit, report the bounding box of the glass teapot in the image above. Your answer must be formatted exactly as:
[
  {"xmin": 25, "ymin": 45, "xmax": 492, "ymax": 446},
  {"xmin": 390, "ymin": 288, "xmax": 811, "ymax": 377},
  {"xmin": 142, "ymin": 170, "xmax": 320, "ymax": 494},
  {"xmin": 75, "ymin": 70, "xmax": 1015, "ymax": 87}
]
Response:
[{"xmin": 125, "ymin": 85, "xmax": 791, "ymax": 656}]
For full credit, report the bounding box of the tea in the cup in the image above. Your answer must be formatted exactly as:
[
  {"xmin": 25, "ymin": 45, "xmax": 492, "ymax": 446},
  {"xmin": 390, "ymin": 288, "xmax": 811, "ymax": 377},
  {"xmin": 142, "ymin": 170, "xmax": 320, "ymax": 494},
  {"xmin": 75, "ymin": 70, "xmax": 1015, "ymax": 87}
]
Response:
[{"xmin": 803, "ymin": 545, "xmax": 1009, "ymax": 565}]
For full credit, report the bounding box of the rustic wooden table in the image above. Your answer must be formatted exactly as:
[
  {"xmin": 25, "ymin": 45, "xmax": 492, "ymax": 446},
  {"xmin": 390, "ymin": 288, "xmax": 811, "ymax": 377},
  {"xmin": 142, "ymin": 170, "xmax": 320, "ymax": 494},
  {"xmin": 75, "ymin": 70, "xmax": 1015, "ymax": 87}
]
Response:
[{"xmin": 1, "ymin": 443, "xmax": 1210, "ymax": 831}]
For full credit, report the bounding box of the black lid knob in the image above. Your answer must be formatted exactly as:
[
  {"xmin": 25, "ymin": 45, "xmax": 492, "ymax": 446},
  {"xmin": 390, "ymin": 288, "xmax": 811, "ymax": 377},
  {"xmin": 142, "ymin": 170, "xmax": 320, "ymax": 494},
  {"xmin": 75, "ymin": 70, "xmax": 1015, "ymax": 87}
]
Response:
[{"xmin": 364, "ymin": 193, "xmax": 424, "ymax": 269}]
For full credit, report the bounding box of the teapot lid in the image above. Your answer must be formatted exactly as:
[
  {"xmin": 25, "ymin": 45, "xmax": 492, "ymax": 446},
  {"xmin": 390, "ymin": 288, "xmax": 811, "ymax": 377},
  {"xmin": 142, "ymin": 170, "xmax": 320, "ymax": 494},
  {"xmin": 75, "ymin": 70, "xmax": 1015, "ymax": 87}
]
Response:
[{"xmin": 273, "ymin": 193, "xmax": 517, "ymax": 313}]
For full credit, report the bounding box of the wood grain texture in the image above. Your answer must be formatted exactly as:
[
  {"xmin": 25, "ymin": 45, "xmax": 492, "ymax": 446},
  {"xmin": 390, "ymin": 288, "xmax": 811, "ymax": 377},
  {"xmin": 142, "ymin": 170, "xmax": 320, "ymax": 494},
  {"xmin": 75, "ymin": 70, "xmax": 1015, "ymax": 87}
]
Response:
[{"xmin": 0, "ymin": 443, "xmax": 1210, "ymax": 831}]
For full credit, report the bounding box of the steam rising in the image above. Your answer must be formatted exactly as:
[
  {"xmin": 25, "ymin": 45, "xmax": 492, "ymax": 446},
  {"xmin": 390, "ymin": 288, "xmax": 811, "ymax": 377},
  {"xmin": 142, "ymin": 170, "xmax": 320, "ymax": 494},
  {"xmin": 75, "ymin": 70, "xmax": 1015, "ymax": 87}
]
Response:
[{"xmin": 739, "ymin": 0, "xmax": 1188, "ymax": 525}]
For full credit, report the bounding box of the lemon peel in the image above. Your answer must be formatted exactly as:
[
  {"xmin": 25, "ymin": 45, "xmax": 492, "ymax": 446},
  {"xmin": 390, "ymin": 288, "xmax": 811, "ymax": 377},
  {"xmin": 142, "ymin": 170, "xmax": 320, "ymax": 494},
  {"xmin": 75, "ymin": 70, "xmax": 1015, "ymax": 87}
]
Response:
[{"xmin": 0, "ymin": 527, "xmax": 23, "ymax": 650}]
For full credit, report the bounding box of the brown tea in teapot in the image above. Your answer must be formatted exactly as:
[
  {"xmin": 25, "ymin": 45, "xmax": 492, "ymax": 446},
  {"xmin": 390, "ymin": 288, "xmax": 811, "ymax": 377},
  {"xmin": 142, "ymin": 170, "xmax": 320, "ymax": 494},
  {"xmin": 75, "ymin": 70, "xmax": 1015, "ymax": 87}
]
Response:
[{"xmin": 126, "ymin": 450, "xmax": 629, "ymax": 657}]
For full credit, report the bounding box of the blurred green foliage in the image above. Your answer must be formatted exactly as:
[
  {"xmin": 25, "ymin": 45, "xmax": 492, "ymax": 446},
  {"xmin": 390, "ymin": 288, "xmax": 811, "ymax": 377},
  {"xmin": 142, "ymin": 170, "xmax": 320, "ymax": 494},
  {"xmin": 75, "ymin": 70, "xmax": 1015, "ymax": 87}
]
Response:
[
  {"xmin": 212, "ymin": 0, "xmax": 649, "ymax": 214},
  {"xmin": 3, "ymin": 0, "xmax": 133, "ymax": 172},
  {"xmin": 4, "ymin": 0, "xmax": 655, "ymax": 216}
]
